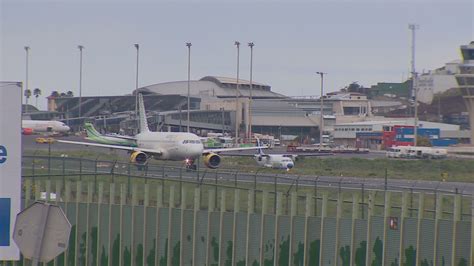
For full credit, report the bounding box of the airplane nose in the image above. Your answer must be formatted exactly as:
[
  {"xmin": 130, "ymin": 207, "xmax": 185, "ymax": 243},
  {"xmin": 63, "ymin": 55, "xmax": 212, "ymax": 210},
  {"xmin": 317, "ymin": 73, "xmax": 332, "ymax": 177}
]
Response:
[{"xmin": 287, "ymin": 163, "xmax": 294, "ymax": 169}]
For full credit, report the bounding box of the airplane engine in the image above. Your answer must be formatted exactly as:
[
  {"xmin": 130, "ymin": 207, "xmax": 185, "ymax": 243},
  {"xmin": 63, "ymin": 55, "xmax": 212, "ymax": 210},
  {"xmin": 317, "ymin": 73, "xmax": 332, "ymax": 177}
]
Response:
[
  {"xmin": 130, "ymin": 151, "xmax": 148, "ymax": 164},
  {"xmin": 204, "ymin": 153, "xmax": 221, "ymax": 169}
]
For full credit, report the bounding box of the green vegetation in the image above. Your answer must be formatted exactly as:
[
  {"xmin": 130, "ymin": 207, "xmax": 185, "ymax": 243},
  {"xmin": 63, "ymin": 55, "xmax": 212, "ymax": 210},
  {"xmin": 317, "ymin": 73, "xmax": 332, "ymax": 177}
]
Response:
[{"xmin": 24, "ymin": 149, "xmax": 474, "ymax": 182}]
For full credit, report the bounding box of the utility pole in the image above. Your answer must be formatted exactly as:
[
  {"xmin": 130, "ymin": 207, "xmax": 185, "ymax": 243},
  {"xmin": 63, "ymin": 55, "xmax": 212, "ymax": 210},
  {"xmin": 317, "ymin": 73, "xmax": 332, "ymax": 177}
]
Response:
[
  {"xmin": 186, "ymin": 42, "xmax": 192, "ymax": 132},
  {"xmin": 234, "ymin": 41, "xmax": 241, "ymax": 146},
  {"xmin": 316, "ymin": 72, "xmax": 327, "ymax": 151},
  {"xmin": 24, "ymin": 46, "xmax": 30, "ymax": 113},
  {"xmin": 78, "ymin": 45, "xmax": 84, "ymax": 119},
  {"xmin": 248, "ymin": 42, "xmax": 254, "ymax": 142},
  {"xmin": 409, "ymin": 24, "xmax": 419, "ymax": 146},
  {"xmin": 134, "ymin": 43, "xmax": 140, "ymax": 133}
]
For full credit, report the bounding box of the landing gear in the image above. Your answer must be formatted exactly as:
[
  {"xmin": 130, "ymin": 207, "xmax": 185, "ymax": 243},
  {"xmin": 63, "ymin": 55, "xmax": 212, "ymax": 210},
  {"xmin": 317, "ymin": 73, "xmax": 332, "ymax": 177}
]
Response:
[{"xmin": 185, "ymin": 159, "xmax": 197, "ymax": 171}]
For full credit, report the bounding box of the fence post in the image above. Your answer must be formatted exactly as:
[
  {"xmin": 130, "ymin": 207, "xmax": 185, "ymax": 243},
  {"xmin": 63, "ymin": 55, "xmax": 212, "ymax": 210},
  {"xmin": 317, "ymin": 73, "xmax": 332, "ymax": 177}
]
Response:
[
  {"xmin": 231, "ymin": 189, "xmax": 240, "ymax": 265},
  {"xmin": 470, "ymin": 193, "xmax": 474, "ymax": 266},
  {"xmin": 334, "ymin": 190, "xmax": 343, "ymax": 265},
  {"xmin": 350, "ymin": 193, "xmax": 360, "ymax": 265},
  {"xmin": 179, "ymin": 186, "xmax": 187, "ymax": 265},
  {"xmin": 319, "ymin": 192, "xmax": 328, "ymax": 266},
  {"xmin": 365, "ymin": 191, "xmax": 375, "ymax": 266},
  {"xmin": 288, "ymin": 192, "xmax": 297, "ymax": 265},
  {"xmin": 192, "ymin": 187, "xmax": 201, "ymax": 265},
  {"xmin": 166, "ymin": 185, "xmax": 175, "ymax": 266},
  {"xmin": 451, "ymin": 194, "xmax": 461, "ymax": 266},
  {"xmin": 25, "ymin": 179, "xmax": 31, "ymax": 203},
  {"xmin": 156, "ymin": 184, "xmax": 163, "ymax": 208},
  {"xmin": 218, "ymin": 189, "xmax": 226, "ymax": 265},
  {"xmin": 303, "ymin": 192, "xmax": 314, "ymax": 265},
  {"xmin": 259, "ymin": 190, "xmax": 269, "ymax": 266},
  {"xmin": 398, "ymin": 191, "xmax": 409, "ymax": 266},
  {"xmin": 274, "ymin": 192, "xmax": 283, "ymax": 264},
  {"xmin": 45, "ymin": 180, "xmax": 51, "ymax": 202},
  {"xmin": 415, "ymin": 192, "xmax": 425, "ymax": 266},
  {"xmin": 382, "ymin": 191, "xmax": 391, "ymax": 265},
  {"xmin": 245, "ymin": 189, "xmax": 255, "ymax": 266},
  {"xmin": 433, "ymin": 193, "xmax": 443, "ymax": 266},
  {"xmin": 55, "ymin": 180, "xmax": 61, "ymax": 204}
]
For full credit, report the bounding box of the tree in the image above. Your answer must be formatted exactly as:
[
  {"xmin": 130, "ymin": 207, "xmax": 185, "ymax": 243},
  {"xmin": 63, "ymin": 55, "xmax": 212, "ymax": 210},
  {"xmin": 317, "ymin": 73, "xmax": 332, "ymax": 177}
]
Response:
[
  {"xmin": 33, "ymin": 88, "xmax": 41, "ymax": 108},
  {"xmin": 24, "ymin": 88, "xmax": 31, "ymax": 113},
  {"xmin": 50, "ymin": 91, "xmax": 59, "ymax": 98},
  {"xmin": 66, "ymin": 91, "xmax": 74, "ymax": 97},
  {"xmin": 60, "ymin": 92, "xmax": 67, "ymax": 97}
]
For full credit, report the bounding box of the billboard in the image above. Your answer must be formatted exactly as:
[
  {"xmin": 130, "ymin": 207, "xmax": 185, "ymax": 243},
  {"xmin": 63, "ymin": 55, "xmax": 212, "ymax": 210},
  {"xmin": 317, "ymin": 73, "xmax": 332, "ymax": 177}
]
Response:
[{"xmin": 0, "ymin": 81, "xmax": 22, "ymax": 260}]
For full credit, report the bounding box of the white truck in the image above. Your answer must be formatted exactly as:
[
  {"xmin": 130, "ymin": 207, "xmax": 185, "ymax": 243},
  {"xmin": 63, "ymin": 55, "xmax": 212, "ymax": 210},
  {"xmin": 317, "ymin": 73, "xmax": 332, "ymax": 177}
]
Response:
[{"xmin": 386, "ymin": 146, "xmax": 447, "ymax": 159}]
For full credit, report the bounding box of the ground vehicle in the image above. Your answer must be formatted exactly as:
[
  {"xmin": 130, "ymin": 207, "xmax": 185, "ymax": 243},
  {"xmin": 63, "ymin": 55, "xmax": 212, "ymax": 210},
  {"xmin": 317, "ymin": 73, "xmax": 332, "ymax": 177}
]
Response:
[
  {"xmin": 386, "ymin": 146, "xmax": 447, "ymax": 159},
  {"xmin": 35, "ymin": 137, "xmax": 56, "ymax": 144}
]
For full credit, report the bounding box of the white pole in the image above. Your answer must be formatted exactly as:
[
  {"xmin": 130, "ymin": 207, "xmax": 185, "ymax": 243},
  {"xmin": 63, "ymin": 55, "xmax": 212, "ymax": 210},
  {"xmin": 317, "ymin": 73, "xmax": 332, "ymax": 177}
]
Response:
[
  {"xmin": 409, "ymin": 24, "xmax": 419, "ymax": 146},
  {"xmin": 234, "ymin": 41, "xmax": 241, "ymax": 146},
  {"xmin": 134, "ymin": 43, "xmax": 140, "ymax": 133},
  {"xmin": 186, "ymin": 42, "xmax": 192, "ymax": 133},
  {"xmin": 24, "ymin": 46, "xmax": 30, "ymax": 112},
  {"xmin": 248, "ymin": 42, "xmax": 254, "ymax": 142},
  {"xmin": 316, "ymin": 72, "xmax": 326, "ymax": 151},
  {"xmin": 78, "ymin": 45, "xmax": 84, "ymax": 119}
]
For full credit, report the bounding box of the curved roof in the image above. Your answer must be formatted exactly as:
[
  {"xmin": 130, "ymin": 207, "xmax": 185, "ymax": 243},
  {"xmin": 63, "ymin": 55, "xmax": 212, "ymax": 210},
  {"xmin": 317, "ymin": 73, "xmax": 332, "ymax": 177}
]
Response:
[{"xmin": 137, "ymin": 76, "xmax": 285, "ymax": 99}]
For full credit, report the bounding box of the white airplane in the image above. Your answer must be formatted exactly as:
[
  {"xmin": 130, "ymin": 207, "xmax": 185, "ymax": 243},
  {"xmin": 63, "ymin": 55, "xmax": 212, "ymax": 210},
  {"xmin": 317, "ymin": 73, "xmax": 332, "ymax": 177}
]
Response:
[
  {"xmin": 58, "ymin": 94, "xmax": 265, "ymax": 169},
  {"xmin": 22, "ymin": 120, "xmax": 70, "ymax": 135},
  {"xmin": 254, "ymin": 139, "xmax": 296, "ymax": 170}
]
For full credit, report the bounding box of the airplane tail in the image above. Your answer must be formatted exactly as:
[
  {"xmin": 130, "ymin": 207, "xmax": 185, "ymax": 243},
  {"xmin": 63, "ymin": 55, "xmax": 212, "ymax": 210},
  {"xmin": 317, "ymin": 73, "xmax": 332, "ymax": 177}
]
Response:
[
  {"xmin": 84, "ymin": 122, "xmax": 103, "ymax": 139},
  {"xmin": 138, "ymin": 93, "xmax": 150, "ymax": 133},
  {"xmin": 256, "ymin": 138, "xmax": 265, "ymax": 155}
]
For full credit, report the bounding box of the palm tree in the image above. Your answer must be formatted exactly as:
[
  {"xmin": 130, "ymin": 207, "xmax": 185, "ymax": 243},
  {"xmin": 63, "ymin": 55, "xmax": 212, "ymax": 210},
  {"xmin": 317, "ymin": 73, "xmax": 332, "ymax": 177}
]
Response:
[
  {"xmin": 60, "ymin": 92, "xmax": 66, "ymax": 97},
  {"xmin": 66, "ymin": 91, "xmax": 74, "ymax": 97},
  {"xmin": 50, "ymin": 91, "xmax": 59, "ymax": 98},
  {"xmin": 33, "ymin": 88, "xmax": 41, "ymax": 108},
  {"xmin": 24, "ymin": 89, "xmax": 31, "ymax": 113}
]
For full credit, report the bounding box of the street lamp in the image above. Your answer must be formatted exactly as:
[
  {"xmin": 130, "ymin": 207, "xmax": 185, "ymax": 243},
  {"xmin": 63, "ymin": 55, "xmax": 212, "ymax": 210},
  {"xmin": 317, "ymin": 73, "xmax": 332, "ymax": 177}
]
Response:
[
  {"xmin": 24, "ymin": 46, "xmax": 30, "ymax": 113},
  {"xmin": 234, "ymin": 41, "xmax": 241, "ymax": 146},
  {"xmin": 186, "ymin": 42, "xmax": 192, "ymax": 132},
  {"xmin": 134, "ymin": 43, "xmax": 140, "ymax": 132},
  {"xmin": 78, "ymin": 45, "xmax": 84, "ymax": 119},
  {"xmin": 316, "ymin": 72, "xmax": 327, "ymax": 151},
  {"xmin": 409, "ymin": 23, "xmax": 420, "ymax": 146},
  {"xmin": 248, "ymin": 42, "xmax": 254, "ymax": 142}
]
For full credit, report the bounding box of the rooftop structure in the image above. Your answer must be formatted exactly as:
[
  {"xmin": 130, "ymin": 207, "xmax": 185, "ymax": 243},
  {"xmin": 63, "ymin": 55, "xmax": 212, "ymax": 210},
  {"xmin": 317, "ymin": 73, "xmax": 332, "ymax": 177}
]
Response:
[
  {"xmin": 136, "ymin": 76, "xmax": 285, "ymax": 99},
  {"xmin": 455, "ymin": 41, "xmax": 474, "ymax": 143}
]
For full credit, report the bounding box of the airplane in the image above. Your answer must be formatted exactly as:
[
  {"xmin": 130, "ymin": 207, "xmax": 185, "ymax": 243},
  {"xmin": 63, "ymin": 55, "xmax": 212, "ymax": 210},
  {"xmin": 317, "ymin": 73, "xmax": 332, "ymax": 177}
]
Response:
[
  {"xmin": 22, "ymin": 120, "xmax": 70, "ymax": 135},
  {"xmin": 83, "ymin": 122, "xmax": 136, "ymax": 147},
  {"xmin": 58, "ymin": 93, "xmax": 266, "ymax": 169},
  {"xmin": 254, "ymin": 139, "xmax": 296, "ymax": 170}
]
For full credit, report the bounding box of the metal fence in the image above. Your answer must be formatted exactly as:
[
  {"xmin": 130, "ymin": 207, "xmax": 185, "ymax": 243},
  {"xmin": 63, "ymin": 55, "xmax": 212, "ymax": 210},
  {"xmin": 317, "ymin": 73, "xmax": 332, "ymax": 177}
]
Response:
[{"xmin": 1, "ymin": 155, "xmax": 473, "ymax": 266}]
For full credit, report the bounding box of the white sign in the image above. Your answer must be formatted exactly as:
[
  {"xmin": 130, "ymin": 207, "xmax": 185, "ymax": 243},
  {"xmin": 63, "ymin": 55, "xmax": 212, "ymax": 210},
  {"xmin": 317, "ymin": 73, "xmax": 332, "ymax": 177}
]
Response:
[
  {"xmin": 0, "ymin": 81, "xmax": 22, "ymax": 260},
  {"xmin": 13, "ymin": 202, "xmax": 71, "ymax": 263}
]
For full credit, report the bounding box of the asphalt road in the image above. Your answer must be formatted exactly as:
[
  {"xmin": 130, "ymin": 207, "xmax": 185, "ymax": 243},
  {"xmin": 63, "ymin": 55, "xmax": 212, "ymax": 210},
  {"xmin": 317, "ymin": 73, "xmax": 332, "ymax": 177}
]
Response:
[{"xmin": 22, "ymin": 135, "xmax": 474, "ymax": 194}]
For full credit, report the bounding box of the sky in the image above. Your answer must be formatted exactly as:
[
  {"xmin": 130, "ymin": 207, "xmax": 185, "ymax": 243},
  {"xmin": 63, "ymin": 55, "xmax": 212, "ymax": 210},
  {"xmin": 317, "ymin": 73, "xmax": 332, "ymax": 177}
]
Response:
[{"xmin": 1, "ymin": 0, "xmax": 473, "ymax": 110}]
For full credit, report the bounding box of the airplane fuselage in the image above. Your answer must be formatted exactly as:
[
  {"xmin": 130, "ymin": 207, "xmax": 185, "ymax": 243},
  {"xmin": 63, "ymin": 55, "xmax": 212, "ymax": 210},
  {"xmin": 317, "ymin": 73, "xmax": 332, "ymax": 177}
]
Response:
[
  {"xmin": 22, "ymin": 120, "xmax": 70, "ymax": 133},
  {"xmin": 136, "ymin": 131, "xmax": 203, "ymax": 160},
  {"xmin": 255, "ymin": 154, "xmax": 294, "ymax": 170}
]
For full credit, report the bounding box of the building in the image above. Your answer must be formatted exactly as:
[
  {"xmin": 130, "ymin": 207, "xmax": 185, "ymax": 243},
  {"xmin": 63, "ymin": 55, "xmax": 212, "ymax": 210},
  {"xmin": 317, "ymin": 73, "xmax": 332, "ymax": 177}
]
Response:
[
  {"xmin": 417, "ymin": 61, "xmax": 459, "ymax": 104},
  {"xmin": 333, "ymin": 119, "xmax": 460, "ymax": 149},
  {"xmin": 455, "ymin": 41, "xmax": 474, "ymax": 143}
]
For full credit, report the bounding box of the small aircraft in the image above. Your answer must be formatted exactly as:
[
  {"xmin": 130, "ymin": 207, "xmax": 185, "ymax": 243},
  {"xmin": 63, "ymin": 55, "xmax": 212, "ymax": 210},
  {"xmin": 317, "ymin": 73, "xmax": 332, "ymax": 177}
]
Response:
[
  {"xmin": 254, "ymin": 139, "xmax": 296, "ymax": 170},
  {"xmin": 22, "ymin": 120, "xmax": 70, "ymax": 135},
  {"xmin": 58, "ymin": 94, "xmax": 265, "ymax": 169}
]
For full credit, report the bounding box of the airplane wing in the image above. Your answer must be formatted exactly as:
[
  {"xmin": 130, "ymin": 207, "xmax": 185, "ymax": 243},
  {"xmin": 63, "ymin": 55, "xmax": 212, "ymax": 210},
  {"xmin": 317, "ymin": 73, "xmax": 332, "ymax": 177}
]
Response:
[
  {"xmin": 203, "ymin": 146, "xmax": 267, "ymax": 154},
  {"xmin": 104, "ymin": 134, "xmax": 137, "ymax": 141},
  {"xmin": 57, "ymin": 140, "xmax": 162, "ymax": 155}
]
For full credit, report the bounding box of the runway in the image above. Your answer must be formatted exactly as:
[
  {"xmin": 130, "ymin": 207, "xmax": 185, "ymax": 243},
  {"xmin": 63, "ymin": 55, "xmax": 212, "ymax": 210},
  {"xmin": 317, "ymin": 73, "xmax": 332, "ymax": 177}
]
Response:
[{"xmin": 21, "ymin": 133, "xmax": 474, "ymax": 195}]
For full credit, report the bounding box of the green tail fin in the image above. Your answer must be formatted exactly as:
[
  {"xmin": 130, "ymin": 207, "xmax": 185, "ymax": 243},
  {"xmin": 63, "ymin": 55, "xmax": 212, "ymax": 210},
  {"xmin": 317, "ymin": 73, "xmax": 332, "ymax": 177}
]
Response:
[{"xmin": 84, "ymin": 122, "xmax": 102, "ymax": 138}]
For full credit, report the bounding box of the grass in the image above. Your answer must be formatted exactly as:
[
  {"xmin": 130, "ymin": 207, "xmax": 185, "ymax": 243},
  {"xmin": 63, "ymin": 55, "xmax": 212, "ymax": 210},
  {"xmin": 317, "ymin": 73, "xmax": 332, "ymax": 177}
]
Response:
[{"xmin": 24, "ymin": 149, "xmax": 474, "ymax": 183}]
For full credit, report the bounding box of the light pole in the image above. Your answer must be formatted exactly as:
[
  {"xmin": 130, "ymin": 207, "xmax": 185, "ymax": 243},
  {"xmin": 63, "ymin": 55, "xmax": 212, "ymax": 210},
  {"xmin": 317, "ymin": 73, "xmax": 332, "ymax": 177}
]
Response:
[
  {"xmin": 186, "ymin": 42, "xmax": 192, "ymax": 132},
  {"xmin": 248, "ymin": 42, "xmax": 254, "ymax": 142},
  {"xmin": 134, "ymin": 43, "xmax": 140, "ymax": 132},
  {"xmin": 234, "ymin": 41, "xmax": 241, "ymax": 146},
  {"xmin": 409, "ymin": 24, "xmax": 419, "ymax": 146},
  {"xmin": 316, "ymin": 72, "xmax": 327, "ymax": 151},
  {"xmin": 24, "ymin": 46, "xmax": 30, "ymax": 113},
  {"xmin": 78, "ymin": 45, "xmax": 84, "ymax": 119}
]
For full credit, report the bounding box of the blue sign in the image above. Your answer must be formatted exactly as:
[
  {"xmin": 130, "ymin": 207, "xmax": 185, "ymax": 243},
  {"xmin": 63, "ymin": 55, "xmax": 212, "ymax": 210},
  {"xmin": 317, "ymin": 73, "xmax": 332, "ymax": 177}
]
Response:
[
  {"xmin": 0, "ymin": 145, "xmax": 6, "ymax": 164},
  {"xmin": 0, "ymin": 198, "xmax": 10, "ymax": 246}
]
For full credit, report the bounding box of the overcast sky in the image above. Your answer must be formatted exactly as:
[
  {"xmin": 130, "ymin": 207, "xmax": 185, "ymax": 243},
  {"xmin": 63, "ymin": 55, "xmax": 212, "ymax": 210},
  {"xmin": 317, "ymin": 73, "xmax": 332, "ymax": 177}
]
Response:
[{"xmin": 1, "ymin": 0, "xmax": 473, "ymax": 110}]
